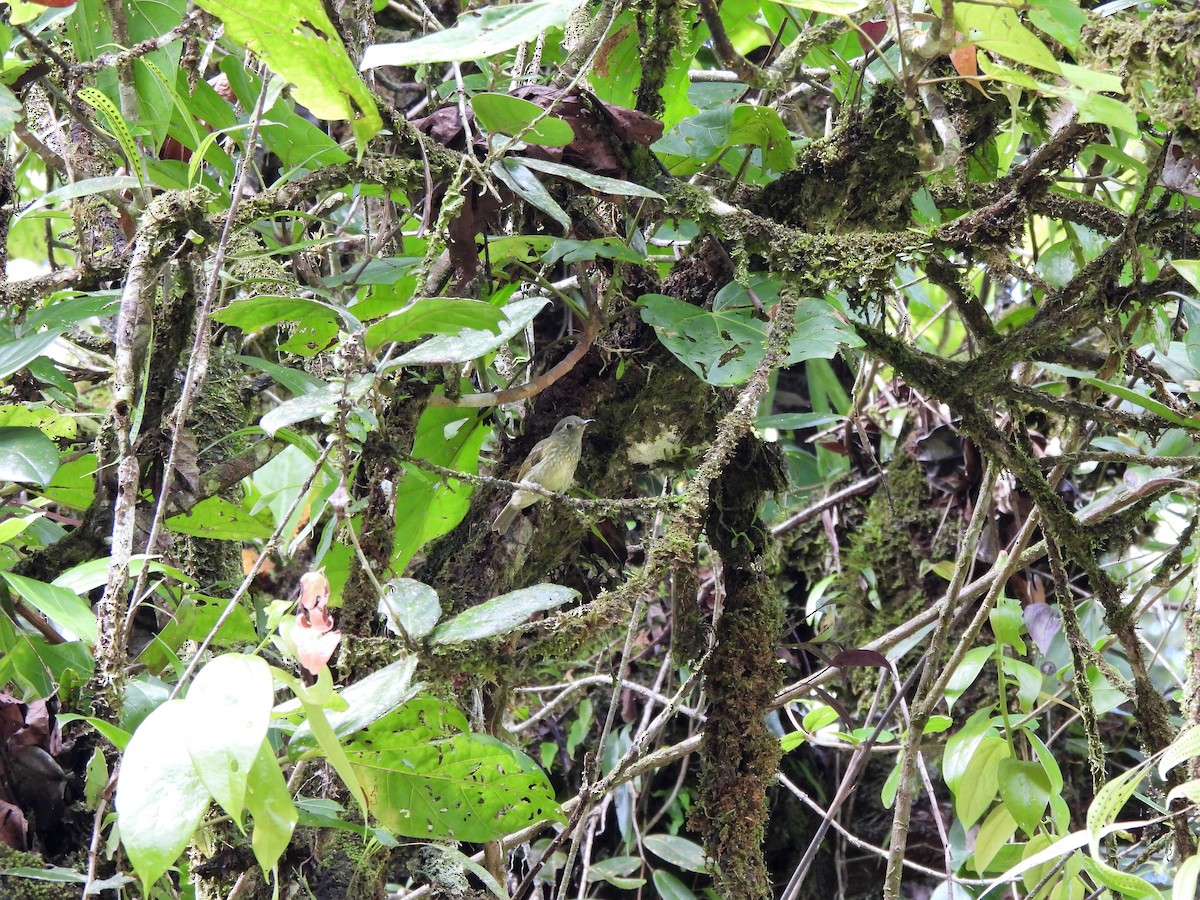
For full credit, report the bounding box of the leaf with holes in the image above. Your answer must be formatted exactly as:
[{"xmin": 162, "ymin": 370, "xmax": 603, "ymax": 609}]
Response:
[{"xmin": 346, "ymin": 699, "xmax": 564, "ymax": 841}]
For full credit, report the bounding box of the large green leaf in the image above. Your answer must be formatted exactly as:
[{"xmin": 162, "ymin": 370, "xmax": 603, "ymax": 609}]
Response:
[
  {"xmin": 388, "ymin": 297, "xmax": 549, "ymax": 367},
  {"xmin": 364, "ymin": 298, "xmax": 508, "ymax": 349},
  {"xmin": 360, "ymin": 0, "xmax": 585, "ymax": 68},
  {"xmin": 288, "ymin": 656, "xmax": 422, "ymax": 755},
  {"xmin": 472, "ymin": 93, "xmax": 575, "ymax": 146},
  {"xmin": 641, "ymin": 293, "xmax": 860, "ymax": 386},
  {"xmin": 392, "ymin": 407, "xmax": 488, "ymax": 572},
  {"xmin": 116, "ymin": 700, "xmax": 211, "ymax": 889},
  {"xmin": 0, "ymin": 332, "xmax": 61, "ymax": 380},
  {"xmin": 183, "ymin": 654, "xmax": 274, "ymax": 824},
  {"xmin": 0, "ymin": 426, "xmax": 60, "ymax": 485},
  {"xmin": 346, "ymin": 698, "xmax": 565, "ymax": 841},
  {"xmin": 1, "ymin": 572, "xmax": 97, "ymax": 645},
  {"xmin": 67, "ymin": 0, "xmax": 187, "ymax": 148},
  {"xmin": 165, "ymin": 496, "xmax": 275, "ymax": 540},
  {"xmin": 244, "ymin": 738, "xmax": 298, "ymax": 873},
  {"xmin": 197, "ymin": 0, "xmax": 381, "ymax": 149},
  {"xmin": 431, "ymin": 583, "xmax": 579, "ymax": 645}
]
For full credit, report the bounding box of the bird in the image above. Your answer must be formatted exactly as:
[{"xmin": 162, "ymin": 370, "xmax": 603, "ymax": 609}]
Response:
[{"xmin": 491, "ymin": 415, "xmax": 592, "ymax": 534}]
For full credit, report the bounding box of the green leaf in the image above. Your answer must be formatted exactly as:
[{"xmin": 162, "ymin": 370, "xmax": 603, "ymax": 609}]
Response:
[
  {"xmin": 1086, "ymin": 762, "xmax": 1151, "ymax": 858},
  {"xmin": 391, "ymin": 407, "xmax": 488, "ymax": 572},
  {"xmin": 183, "ymin": 654, "xmax": 274, "ymax": 825},
  {"xmin": 116, "ymin": 700, "xmax": 211, "ymax": 890},
  {"xmin": 360, "ymin": 0, "xmax": 585, "ymax": 68},
  {"xmin": 1082, "ymin": 377, "xmax": 1200, "ymax": 428},
  {"xmin": 195, "ymin": 0, "xmax": 380, "ymax": 150},
  {"xmin": 641, "ymin": 294, "xmax": 859, "ymax": 386},
  {"xmin": 1081, "ymin": 856, "xmax": 1162, "ymax": 899},
  {"xmin": 998, "ymin": 758, "xmax": 1052, "ymax": 836},
  {"xmin": 472, "ymin": 93, "xmax": 575, "ymax": 146},
  {"xmin": 244, "ymin": 738, "xmax": 298, "ymax": 874},
  {"xmin": 259, "ymin": 374, "xmax": 372, "ymax": 436},
  {"xmin": 0, "ymin": 426, "xmax": 60, "ymax": 485},
  {"xmin": 954, "ymin": 735, "xmax": 1010, "ymax": 829},
  {"xmin": 492, "ymin": 158, "xmax": 571, "ymax": 233},
  {"xmin": 1, "ymin": 572, "xmax": 97, "ymax": 645},
  {"xmin": 378, "ymin": 579, "xmax": 442, "ymax": 641},
  {"xmin": 640, "ymin": 293, "xmax": 769, "ymax": 386},
  {"xmin": 1174, "ymin": 260, "xmax": 1200, "ymax": 293},
  {"xmin": 67, "ymin": 0, "xmax": 186, "ymax": 149},
  {"xmin": 955, "ymin": 3, "xmax": 1061, "ymax": 73},
  {"xmin": 213, "ymin": 295, "xmax": 359, "ymax": 349},
  {"xmin": 389, "ymin": 297, "xmax": 549, "ymax": 366},
  {"xmin": 515, "ymin": 155, "xmax": 665, "ymax": 199},
  {"xmin": 651, "ymin": 869, "xmax": 701, "ymax": 900},
  {"xmin": 364, "ymin": 298, "xmax": 508, "ymax": 349},
  {"xmin": 0, "ymin": 331, "xmax": 61, "ymax": 380},
  {"xmin": 430, "ymin": 583, "xmax": 578, "ymax": 645},
  {"xmin": 643, "ymin": 834, "xmax": 709, "ymax": 873},
  {"xmin": 989, "ymin": 596, "xmax": 1026, "ymax": 653},
  {"xmin": 787, "ymin": 299, "xmax": 864, "ymax": 361},
  {"xmin": 288, "ymin": 656, "xmax": 421, "ymax": 755},
  {"xmin": 166, "ymin": 496, "xmax": 274, "ymax": 540},
  {"xmin": 1159, "ymin": 723, "xmax": 1200, "ymax": 778},
  {"xmin": 347, "ymin": 702, "xmax": 565, "ymax": 841},
  {"xmin": 972, "ymin": 804, "xmax": 1017, "ymax": 873},
  {"xmin": 0, "ymin": 84, "xmax": 21, "ymax": 138}
]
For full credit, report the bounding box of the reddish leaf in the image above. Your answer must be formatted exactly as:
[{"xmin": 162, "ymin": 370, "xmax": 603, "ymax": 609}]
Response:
[
  {"xmin": 949, "ymin": 41, "xmax": 985, "ymax": 94},
  {"xmin": 857, "ymin": 21, "xmax": 888, "ymax": 54},
  {"xmin": 830, "ymin": 649, "xmax": 891, "ymax": 670}
]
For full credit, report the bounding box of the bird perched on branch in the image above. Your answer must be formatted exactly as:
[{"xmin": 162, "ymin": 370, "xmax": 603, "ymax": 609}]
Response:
[{"xmin": 491, "ymin": 416, "xmax": 592, "ymax": 534}]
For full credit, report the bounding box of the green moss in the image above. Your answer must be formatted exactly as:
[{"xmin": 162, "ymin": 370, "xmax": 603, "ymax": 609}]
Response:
[
  {"xmin": 750, "ymin": 84, "xmax": 920, "ymax": 234},
  {"xmin": 1083, "ymin": 10, "xmax": 1200, "ymax": 146},
  {"xmin": 836, "ymin": 453, "xmax": 950, "ymax": 649}
]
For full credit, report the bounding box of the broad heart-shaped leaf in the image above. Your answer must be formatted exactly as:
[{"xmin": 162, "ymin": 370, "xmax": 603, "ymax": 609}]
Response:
[
  {"xmin": 244, "ymin": 738, "xmax": 298, "ymax": 874},
  {"xmin": 165, "ymin": 496, "xmax": 274, "ymax": 541},
  {"xmin": 1, "ymin": 572, "xmax": 97, "ymax": 645},
  {"xmin": 642, "ymin": 293, "xmax": 859, "ymax": 387},
  {"xmin": 640, "ymin": 293, "xmax": 768, "ymax": 386},
  {"xmin": 0, "ymin": 426, "xmax": 60, "ymax": 486},
  {"xmin": 287, "ymin": 656, "xmax": 422, "ymax": 756},
  {"xmin": 195, "ymin": 0, "xmax": 381, "ymax": 150},
  {"xmin": 213, "ymin": 295, "xmax": 360, "ymax": 339},
  {"xmin": 998, "ymin": 758, "xmax": 1052, "ymax": 836},
  {"xmin": 364, "ymin": 298, "xmax": 508, "ymax": 350},
  {"xmin": 117, "ymin": 700, "xmax": 211, "ymax": 890},
  {"xmin": 361, "ymin": 0, "xmax": 585, "ymax": 68},
  {"xmin": 378, "ymin": 578, "xmax": 442, "ymax": 641},
  {"xmin": 388, "ymin": 297, "xmax": 549, "ymax": 367},
  {"xmin": 183, "ymin": 654, "xmax": 274, "ymax": 825},
  {"xmin": 786, "ymin": 299, "xmax": 864, "ymax": 361},
  {"xmin": 430, "ymin": 584, "xmax": 578, "ymax": 645},
  {"xmin": 348, "ymin": 721, "xmax": 564, "ymax": 841},
  {"xmin": 471, "ymin": 93, "xmax": 575, "ymax": 147}
]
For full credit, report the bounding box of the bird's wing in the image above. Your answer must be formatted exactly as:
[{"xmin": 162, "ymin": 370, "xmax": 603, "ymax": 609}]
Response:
[{"xmin": 517, "ymin": 438, "xmax": 550, "ymax": 481}]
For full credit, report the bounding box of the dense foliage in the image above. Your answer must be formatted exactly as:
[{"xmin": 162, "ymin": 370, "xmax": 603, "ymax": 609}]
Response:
[{"xmin": 1, "ymin": 0, "xmax": 1200, "ymax": 896}]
